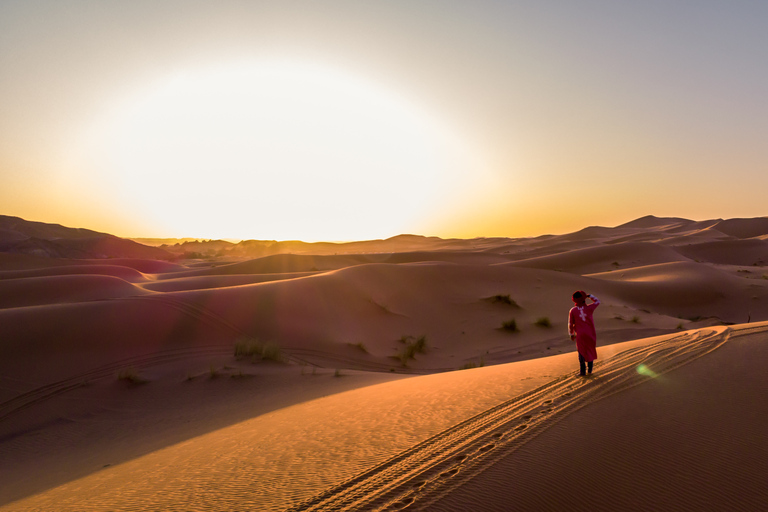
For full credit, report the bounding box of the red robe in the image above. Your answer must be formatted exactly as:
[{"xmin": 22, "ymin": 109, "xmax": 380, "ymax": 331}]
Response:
[{"xmin": 568, "ymin": 296, "xmax": 600, "ymax": 362}]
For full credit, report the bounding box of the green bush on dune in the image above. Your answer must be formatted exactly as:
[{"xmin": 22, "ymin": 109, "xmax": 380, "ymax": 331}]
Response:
[
  {"xmin": 488, "ymin": 294, "xmax": 521, "ymax": 308},
  {"xmin": 501, "ymin": 318, "xmax": 519, "ymax": 332},
  {"xmin": 234, "ymin": 338, "xmax": 284, "ymax": 362},
  {"xmin": 397, "ymin": 335, "xmax": 428, "ymax": 366},
  {"xmin": 116, "ymin": 367, "xmax": 148, "ymax": 385}
]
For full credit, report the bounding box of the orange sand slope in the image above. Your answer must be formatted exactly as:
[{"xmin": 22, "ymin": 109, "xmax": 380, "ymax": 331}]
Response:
[
  {"xmin": 1, "ymin": 215, "xmax": 768, "ymax": 509},
  {"xmin": 2, "ymin": 324, "xmax": 767, "ymax": 511}
]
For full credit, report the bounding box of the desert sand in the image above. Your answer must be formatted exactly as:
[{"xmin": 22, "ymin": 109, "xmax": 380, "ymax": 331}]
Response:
[{"xmin": 1, "ymin": 215, "xmax": 768, "ymax": 510}]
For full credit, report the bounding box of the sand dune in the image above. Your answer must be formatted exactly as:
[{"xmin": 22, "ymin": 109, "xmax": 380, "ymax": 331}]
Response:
[
  {"xmin": 2, "ymin": 215, "xmax": 768, "ymax": 510},
  {"xmin": 505, "ymin": 241, "xmax": 690, "ymax": 274},
  {"xmin": 673, "ymin": 239, "xmax": 768, "ymax": 266},
  {"xmin": 0, "ymin": 263, "xmax": 147, "ymax": 282},
  {"xmin": 426, "ymin": 324, "xmax": 768, "ymax": 512},
  {"xmin": 0, "ymin": 274, "xmax": 148, "ymax": 309},
  {"xmin": 3, "ymin": 324, "xmax": 766, "ymax": 511}
]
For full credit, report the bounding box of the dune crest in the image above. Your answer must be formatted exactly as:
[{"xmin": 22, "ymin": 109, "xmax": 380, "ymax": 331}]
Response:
[{"xmin": 2, "ymin": 214, "xmax": 768, "ymax": 510}]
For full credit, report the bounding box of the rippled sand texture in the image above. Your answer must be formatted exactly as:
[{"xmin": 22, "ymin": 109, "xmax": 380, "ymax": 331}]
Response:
[
  {"xmin": 0, "ymin": 353, "xmax": 574, "ymax": 511},
  {"xmin": 426, "ymin": 324, "xmax": 768, "ymax": 512},
  {"xmin": 289, "ymin": 325, "xmax": 768, "ymax": 511},
  {"xmin": 3, "ymin": 215, "xmax": 768, "ymax": 510},
  {"xmin": 5, "ymin": 324, "xmax": 767, "ymax": 511}
]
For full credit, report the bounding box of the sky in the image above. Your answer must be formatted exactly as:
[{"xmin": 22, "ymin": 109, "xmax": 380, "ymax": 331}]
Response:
[{"xmin": 1, "ymin": 0, "xmax": 767, "ymax": 241}]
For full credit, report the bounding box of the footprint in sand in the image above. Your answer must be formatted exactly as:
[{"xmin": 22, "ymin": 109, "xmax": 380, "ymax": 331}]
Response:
[
  {"xmin": 540, "ymin": 408, "xmax": 551, "ymax": 414},
  {"xmin": 521, "ymin": 414, "xmax": 532, "ymax": 420},
  {"xmin": 492, "ymin": 432, "xmax": 503, "ymax": 439},
  {"xmin": 440, "ymin": 468, "xmax": 459, "ymax": 478},
  {"xmin": 454, "ymin": 454, "xmax": 468, "ymax": 462},
  {"xmin": 412, "ymin": 481, "xmax": 426, "ymax": 490},
  {"xmin": 515, "ymin": 424, "xmax": 528, "ymax": 431},
  {"xmin": 562, "ymin": 392, "xmax": 571, "ymax": 397},
  {"xmin": 478, "ymin": 444, "xmax": 495, "ymax": 453},
  {"xmin": 543, "ymin": 399, "xmax": 552, "ymax": 404}
]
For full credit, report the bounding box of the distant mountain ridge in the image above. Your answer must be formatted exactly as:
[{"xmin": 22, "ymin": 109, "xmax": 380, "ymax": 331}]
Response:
[
  {"xmin": 1, "ymin": 214, "xmax": 767, "ymax": 262},
  {"xmin": 0, "ymin": 215, "xmax": 173, "ymax": 260}
]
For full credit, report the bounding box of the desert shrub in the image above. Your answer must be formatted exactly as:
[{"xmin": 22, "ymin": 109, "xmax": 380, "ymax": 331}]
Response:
[
  {"xmin": 501, "ymin": 319, "xmax": 518, "ymax": 331},
  {"xmin": 234, "ymin": 338, "xmax": 261, "ymax": 357},
  {"xmin": 534, "ymin": 316, "xmax": 552, "ymax": 328},
  {"xmin": 117, "ymin": 367, "xmax": 147, "ymax": 385},
  {"xmin": 488, "ymin": 294, "xmax": 520, "ymax": 308},
  {"xmin": 234, "ymin": 338, "xmax": 284, "ymax": 362},
  {"xmin": 631, "ymin": 316, "xmax": 641, "ymax": 323},
  {"xmin": 350, "ymin": 342, "xmax": 368, "ymax": 353},
  {"xmin": 460, "ymin": 356, "xmax": 485, "ymax": 370},
  {"xmin": 261, "ymin": 343, "xmax": 283, "ymax": 362},
  {"xmin": 413, "ymin": 335, "xmax": 427, "ymax": 354},
  {"xmin": 396, "ymin": 335, "xmax": 428, "ymax": 365}
]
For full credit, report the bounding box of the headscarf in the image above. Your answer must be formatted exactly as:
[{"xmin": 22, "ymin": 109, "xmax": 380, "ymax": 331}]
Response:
[{"xmin": 572, "ymin": 290, "xmax": 586, "ymax": 303}]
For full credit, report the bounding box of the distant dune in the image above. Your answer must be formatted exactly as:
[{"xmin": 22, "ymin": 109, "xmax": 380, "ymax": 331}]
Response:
[{"xmin": 1, "ymin": 214, "xmax": 768, "ymax": 510}]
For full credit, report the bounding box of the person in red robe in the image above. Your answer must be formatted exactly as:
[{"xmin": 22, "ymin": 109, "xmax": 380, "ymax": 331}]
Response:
[{"xmin": 568, "ymin": 291, "xmax": 600, "ymax": 376}]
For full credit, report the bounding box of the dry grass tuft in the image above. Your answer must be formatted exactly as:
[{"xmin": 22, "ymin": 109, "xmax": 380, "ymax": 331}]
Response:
[
  {"xmin": 234, "ymin": 338, "xmax": 285, "ymax": 363},
  {"xmin": 501, "ymin": 318, "xmax": 519, "ymax": 332},
  {"xmin": 487, "ymin": 294, "xmax": 521, "ymax": 308},
  {"xmin": 117, "ymin": 367, "xmax": 148, "ymax": 385},
  {"xmin": 396, "ymin": 335, "xmax": 428, "ymax": 366}
]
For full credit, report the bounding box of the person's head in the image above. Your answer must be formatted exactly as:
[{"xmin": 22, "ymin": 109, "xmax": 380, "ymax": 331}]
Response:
[{"xmin": 572, "ymin": 290, "xmax": 587, "ymax": 304}]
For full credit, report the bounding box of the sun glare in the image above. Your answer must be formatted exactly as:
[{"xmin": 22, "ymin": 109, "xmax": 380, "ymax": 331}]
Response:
[{"xmin": 88, "ymin": 61, "xmax": 477, "ymax": 241}]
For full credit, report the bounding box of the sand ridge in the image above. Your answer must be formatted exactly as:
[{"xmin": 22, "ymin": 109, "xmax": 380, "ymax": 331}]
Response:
[
  {"xmin": 288, "ymin": 326, "xmax": 734, "ymax": 511},
  {"xmin": 2, "ymin": 215, "xmax": 768, "ymax": 510},
  {"xmin": 2, "ymin": 324, "xmax": 764, "ymax": 511}
]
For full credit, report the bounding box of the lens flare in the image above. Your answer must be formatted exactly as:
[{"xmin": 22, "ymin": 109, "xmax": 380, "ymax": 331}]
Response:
[{"xmin": 636, "ymin": 364, "xmax": 658, "ymax": 378}]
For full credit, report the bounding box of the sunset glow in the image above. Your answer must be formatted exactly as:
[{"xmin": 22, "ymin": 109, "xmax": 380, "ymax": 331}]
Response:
[
  {"xmin": 85, "ymin": 62, "xmax": 479, "ymax": 240},
  {"xmin": 1, "ymin": 1, "xmax": 767, "ymax": 240}
]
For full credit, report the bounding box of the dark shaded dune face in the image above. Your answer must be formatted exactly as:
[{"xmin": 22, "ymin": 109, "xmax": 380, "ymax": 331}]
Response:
[
  {"xmin": 0, "ymin": 253, "xmax": 86, "ymax": 271},
  {"xmin": 662, "ymin": 219, "xmax": 721, "ymax": 234},
  {"xmin": 77, "ymin": 259, "xmax": 186, "ymax": 274},
  {"xmin": 712, "ymin": 217, "xmax": 768, "ymax": 239},
  {"xmin": 588, "ymin": 262, "xmax": 763, "ymax": 323},
  {"xmin": 673, "ymin": 239, "xmax": 768, "ymax": 266},
  {"xmin": 375, "ymin": 251, "xmax": 511, "ymax": 265},
  {"xmin": 0, "ymin": 264, "xmax": 147, "ymax": 282},
  {"xmin": 656, "ymin": 228, "xmax": 733, "ymax": 246},
  {"xmin": 601, "ymin": 231, "xmax": 669, "ymax": 244},
  {"xmin": 615, "ymin": 215, "xmax": 693, "ymax": 229},
  {"xmin": 140, "ymin": 273, "xmax": 315, "ymax": 292},
  {"xmin": 0, "ymin": 274, "xmax": 148, "ymax": 309},
  {"xmin": 503, "ymin": 242, "xmax": 689, "ymax": 275},
  {"xmin": 550, "ymin": 225, "xmax": 622, "ymax": 242},
  {"xmin": 501, "ymin": 239, "xmax": 598, "ymax": 260},
  {"xmin": 156, "ymin": 254, "xmax": 370, "ymax": 279},
  {"xmin": 0, "ymin": 298, "xmax": 237, "ymax": 386}
]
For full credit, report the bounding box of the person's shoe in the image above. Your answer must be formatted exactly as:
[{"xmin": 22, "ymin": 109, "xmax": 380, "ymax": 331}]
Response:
[{"xmin": 579, "ymin": 372, "xmax": 587, "ymax": 377}]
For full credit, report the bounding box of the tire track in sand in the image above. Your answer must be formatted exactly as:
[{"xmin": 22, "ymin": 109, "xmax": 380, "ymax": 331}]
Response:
[
  {"xmin": 0, "ymin": 294, "xmax": 252, "ymax": 422},
  {"xmin": 287, "ymin": 326, "xmax": 734, "ymax": 511}
]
